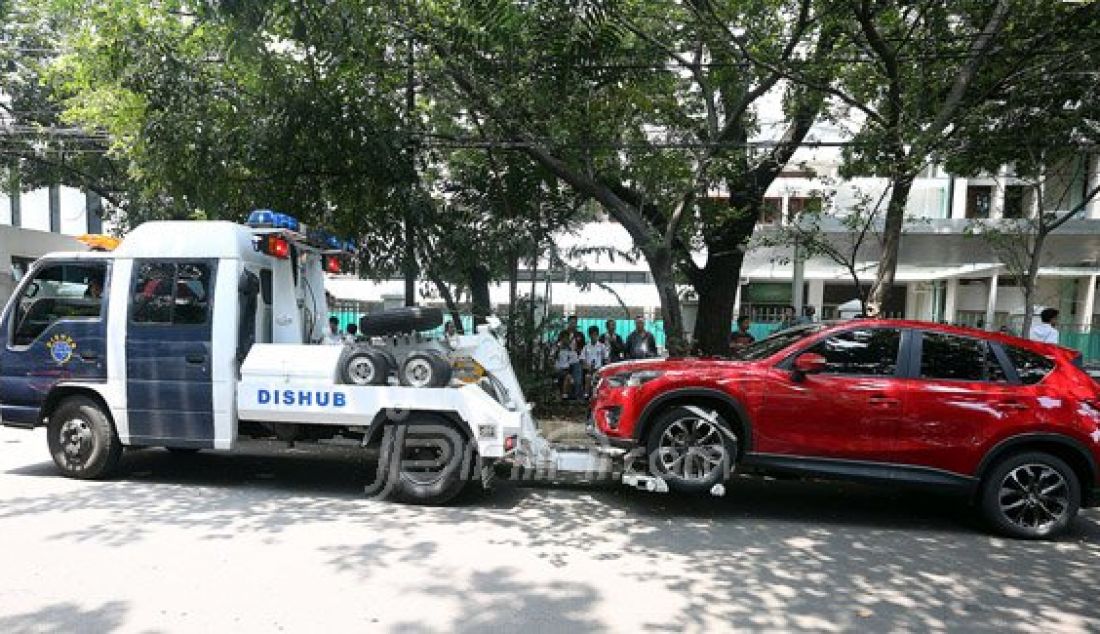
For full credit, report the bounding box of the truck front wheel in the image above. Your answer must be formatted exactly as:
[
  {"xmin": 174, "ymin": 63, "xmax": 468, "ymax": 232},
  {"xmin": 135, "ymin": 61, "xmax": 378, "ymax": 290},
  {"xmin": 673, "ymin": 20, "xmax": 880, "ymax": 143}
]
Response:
[
  {"xmin": 374, "ymin": 417, "xmax": 474, "ymax": 505},
  {"xmin": 46, "ymin": 396, "xmax": 122, "ymax": 480}
]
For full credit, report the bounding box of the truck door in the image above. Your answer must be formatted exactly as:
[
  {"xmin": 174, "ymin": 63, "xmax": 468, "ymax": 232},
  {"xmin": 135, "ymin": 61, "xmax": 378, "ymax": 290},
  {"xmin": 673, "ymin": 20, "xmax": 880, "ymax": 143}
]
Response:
[
  {"xmin": 0, "ymin": 260, "xmax": 110, "ymax": 426},
  {"xmin": 125, "ymin": 259, "xmax": 216, "ymax": 447}
]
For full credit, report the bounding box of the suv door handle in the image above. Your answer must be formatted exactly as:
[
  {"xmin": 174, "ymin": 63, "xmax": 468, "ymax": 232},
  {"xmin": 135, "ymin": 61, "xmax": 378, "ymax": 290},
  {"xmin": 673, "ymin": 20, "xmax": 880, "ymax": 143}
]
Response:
[
  {"xmin": 998, "ymin": 400, "xmax": 1029, "ymax": 411},
  {"xmin": 868, "ymin": 394, "xmax": 900, "ymax": 408},
  {"xmin": 185, "ymin": 353, "xmax": 206, "ymax": 365}
]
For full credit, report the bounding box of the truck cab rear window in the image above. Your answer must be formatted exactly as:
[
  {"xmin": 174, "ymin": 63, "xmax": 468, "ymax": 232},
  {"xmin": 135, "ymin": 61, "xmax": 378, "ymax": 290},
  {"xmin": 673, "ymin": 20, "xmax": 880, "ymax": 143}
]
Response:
[
  {"xmin": 1004, "ymin": 346, "xmax": 1055, "ymax": 385},
  {"xmin": 131, "ymin": 261, "xmax": 212, "ymax": 325}
]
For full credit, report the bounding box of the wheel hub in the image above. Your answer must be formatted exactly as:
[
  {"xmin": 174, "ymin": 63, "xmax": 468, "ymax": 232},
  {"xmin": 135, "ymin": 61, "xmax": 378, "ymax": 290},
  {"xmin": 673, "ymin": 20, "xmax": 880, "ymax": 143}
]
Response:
[
  {"xmin": 657, "ymin": 417, "xmax": 727, "ymax": 481},
  {"xmin": 998, "ymin": 463, "xmax": 1068, "ymax": 532},
  {"xmin": 59, "ymin": 418, "xmax": 93, "ymax": 464}
]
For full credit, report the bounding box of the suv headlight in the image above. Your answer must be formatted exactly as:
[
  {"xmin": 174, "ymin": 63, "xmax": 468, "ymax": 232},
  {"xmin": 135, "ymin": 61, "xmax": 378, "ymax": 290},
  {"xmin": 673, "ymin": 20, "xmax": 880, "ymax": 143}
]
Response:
[{"xmin": 606, "ymin": 370, "xmax": 664, "ymax": 388}]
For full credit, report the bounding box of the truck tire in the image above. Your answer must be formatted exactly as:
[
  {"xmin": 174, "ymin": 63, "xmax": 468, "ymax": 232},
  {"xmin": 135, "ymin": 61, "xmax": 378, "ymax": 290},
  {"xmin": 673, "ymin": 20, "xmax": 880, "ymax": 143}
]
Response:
[
  {"xmin": 340, "ymin": 346, "xmax": 391, "ymax": 386},
  {"xmin": 979, "ymin": 451, "xmax": 1080, "ymax": 539},
  {"xmin": 377, "ymin": 417, "xmax": 472, "ymax": 505},
  {"xmin": 645, "ymin": 405, "xmax": 736, "ymax": 495},
  {"xmin": 399, "ymin": 351, "xmax": 452, "ymax": 388},
  {"xmin": 359, "ymin": 307, "xmax": 443, "ymax": 337},
  {"xmin": 47, "ymin": 395, "xmax": 123, "ymax": 480}
]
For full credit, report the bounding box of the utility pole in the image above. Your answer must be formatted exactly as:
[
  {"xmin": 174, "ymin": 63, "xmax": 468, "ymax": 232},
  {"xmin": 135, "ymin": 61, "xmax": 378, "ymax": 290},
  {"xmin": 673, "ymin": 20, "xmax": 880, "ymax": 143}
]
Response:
[{"xmin": 403, "ymin": 36, "xmax": 417, "ymax": 307}]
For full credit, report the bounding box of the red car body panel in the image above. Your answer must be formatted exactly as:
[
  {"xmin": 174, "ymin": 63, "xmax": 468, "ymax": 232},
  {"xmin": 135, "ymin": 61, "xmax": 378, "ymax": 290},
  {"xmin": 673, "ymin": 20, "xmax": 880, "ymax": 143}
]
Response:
[{"xmin": 591, "ymin": 319, "xmax": 1100, "ymax": 493}]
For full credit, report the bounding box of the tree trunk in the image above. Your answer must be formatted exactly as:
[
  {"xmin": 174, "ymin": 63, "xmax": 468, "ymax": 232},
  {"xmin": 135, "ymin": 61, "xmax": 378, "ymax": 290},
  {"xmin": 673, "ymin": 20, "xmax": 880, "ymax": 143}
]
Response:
[
  {"xmin": 1020, "ymin": 231, "xmax": 1046, "ymax": 337},
  {"xmin": 430, "ymin": 273, "xmax": 464, "ymax": 334},
  {"xmin": 506, "ymin": 251, "xmax": 519, "ymax": 350},
  {"xmin": 467, "ymin": 265, "xmax": 492, "ymax": 327},
  {"xmin": 645, "ymin": 247, "xmax": 686, "ymax": 355},
  {"xmin": 693, "ymin": 250, "xmax": 745, "ymax": 355},
  {"xmin": 866, "ymin": 172, "xmax": 915, "ymax": 315}
]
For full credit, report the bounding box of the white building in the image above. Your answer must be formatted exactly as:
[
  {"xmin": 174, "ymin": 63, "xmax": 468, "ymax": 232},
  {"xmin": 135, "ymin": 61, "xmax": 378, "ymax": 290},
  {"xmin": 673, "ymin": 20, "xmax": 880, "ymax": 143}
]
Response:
[{"xmin": 0, "ymin": 186, "xmax": 109, "ymax": 301}]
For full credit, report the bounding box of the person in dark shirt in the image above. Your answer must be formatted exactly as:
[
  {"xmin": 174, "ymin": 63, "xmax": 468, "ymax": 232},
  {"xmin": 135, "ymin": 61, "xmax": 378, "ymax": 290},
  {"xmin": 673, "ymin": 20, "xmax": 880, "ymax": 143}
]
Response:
[
  {"xmin": 604, "ymin": 318, "xmax": 627, "ymax": 363},
  {"xmin": 625, "ymin": 316, "xmax": 658, "ymax": 359},
  {"xmin": 729, "ymin": 315, "xmax": 755, "ymax": 353}
]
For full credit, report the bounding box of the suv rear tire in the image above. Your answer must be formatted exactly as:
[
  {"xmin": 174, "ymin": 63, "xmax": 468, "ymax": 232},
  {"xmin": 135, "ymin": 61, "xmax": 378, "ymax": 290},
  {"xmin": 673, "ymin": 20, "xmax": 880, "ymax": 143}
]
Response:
[
  {"xmin": 47, "ymin": 396, "xmax": 122, "ymax": 480},
  {"xmin": 980, "ymin": 451, "xmax": 1080, "ymax": 539},
  {"xmin": 645, "ymin": 405, "xmax": 737, "ymax": 494}
]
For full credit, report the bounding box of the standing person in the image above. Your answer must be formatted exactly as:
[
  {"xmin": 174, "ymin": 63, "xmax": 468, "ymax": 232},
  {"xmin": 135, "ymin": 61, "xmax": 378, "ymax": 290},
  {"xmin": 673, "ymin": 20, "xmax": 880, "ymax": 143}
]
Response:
[
  {"xmin": 777, "ymin": 305, "xmax": 797, "ymax": 330},
  {"xmin": 561, "ymin": 316, "xmax": 586, "ymax": 399},
  {"xmin": 604, "ymin": 319, "xmax": 627, "ymax": 364},
  {"xmin": 553, "ymin": 331, "xmax": 580, "ymax": 400},
  {"xmin": 797, "ymin": 305, "xmax": 817, "ymax": 325},
  {"xmin": 626, "ymin": 316, "xmax": 658, "ymax": 359},
  {"xmin": 345, "ymin": 323, "xmax": 359, "ymax": 343},
  {"xmin": 322, "ymin": 316, "xmax": 345, "ymax": 345},
  {"xmin": 1029, "ymin": 308, "xmax": 1060, "ymax": 344},
  {"xmin": 729, "ymin": 316, "xmax": 756, "ymax": 353},
  {"xmin": 581, "ymin": 325, "xmax": 608, "ymax": 399}
]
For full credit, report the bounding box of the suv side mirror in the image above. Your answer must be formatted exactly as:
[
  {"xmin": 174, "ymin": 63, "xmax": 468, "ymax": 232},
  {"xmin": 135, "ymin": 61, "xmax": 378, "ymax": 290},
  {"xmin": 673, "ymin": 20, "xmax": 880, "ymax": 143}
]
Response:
[{"xmin": 793, "ymin": 353, "xmax": 827, "ymax": 378}]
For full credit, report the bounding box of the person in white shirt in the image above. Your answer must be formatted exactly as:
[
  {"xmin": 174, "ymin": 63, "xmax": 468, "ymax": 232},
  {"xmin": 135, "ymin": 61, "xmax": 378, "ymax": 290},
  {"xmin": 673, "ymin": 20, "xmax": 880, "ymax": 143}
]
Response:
[
  {"xmin": 581, "ymin": 325, "xmax": 608, "ymax": 398},
  {"xmin": 554, "ymin": 331, "xmax": 580, "ymax": 399},
  {"xmin": 322, "ymin": 316, "xmax": 346, "ymax": 345},
  {"xmin": 1029, "ymin": 308, "xmax": 1060, "ymax": 344}
]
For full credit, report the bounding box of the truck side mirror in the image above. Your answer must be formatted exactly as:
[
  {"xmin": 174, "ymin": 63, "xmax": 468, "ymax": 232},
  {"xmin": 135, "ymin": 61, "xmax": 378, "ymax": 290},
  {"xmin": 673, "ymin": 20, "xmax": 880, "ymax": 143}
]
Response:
[{"xmin": 792, "ymin": 353, "xmax": 827, "ymax": 380}]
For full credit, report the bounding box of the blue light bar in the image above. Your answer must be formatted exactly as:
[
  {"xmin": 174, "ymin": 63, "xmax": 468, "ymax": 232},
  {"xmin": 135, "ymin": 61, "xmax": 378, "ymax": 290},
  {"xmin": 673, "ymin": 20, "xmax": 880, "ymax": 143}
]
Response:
[
  {"xmin": 343, "ymin": 240, "xmax": 356, "ymax": 253},
  {"xmin": 325, "ymin": 235, "xmax": 342, "ymax": 250},
  {"xmin": 246, "ymin": 209, "xmax": 275, "ymax": 228},
  {"xmin": 272, "ymin": 213, "xmax": 299, "ymax": 232}
]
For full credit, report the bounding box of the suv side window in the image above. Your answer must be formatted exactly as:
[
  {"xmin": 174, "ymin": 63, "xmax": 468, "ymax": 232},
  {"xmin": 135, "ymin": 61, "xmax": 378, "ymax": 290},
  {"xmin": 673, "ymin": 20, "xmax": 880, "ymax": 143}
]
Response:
[
  {"xmin": 801, "ymin": 328, "xmax": 902, "ymax": 376},
  {"xmin": 920, "ymin": 331, "xmax": 1008, "ymax": 382},
  {"xmin": 1004, "ymin": 345, "xmax": 1055, "ymax": 385},
  {"xmin": 11, "ymin": 262, "xmax": 107, "ymax": 346},
  {"xmin": 131, "ymin": 260, "xmax": 212, "ymax": 325}
]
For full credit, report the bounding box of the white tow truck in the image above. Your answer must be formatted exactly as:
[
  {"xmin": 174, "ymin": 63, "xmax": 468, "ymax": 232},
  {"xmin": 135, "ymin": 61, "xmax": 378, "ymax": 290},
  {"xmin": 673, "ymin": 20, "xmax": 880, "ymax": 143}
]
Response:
[{"xmin": 0, "ymin": 214, "xmax": 635, "ymax": 503}]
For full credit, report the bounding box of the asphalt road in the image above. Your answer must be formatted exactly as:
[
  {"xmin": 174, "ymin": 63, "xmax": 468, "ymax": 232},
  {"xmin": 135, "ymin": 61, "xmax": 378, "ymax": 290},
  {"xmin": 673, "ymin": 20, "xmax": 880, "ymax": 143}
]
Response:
[{"xmin": 1, "ymin": 427, "xmax": 1099, "ymax": 633}]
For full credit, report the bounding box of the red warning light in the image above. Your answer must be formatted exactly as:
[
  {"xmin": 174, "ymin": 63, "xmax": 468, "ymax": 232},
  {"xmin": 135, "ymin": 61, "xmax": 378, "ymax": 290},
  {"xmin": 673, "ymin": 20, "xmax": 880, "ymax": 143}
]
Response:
[
  {"xmin": 325, "ymin": 255, "xmax": 342, "ymax": 274},
  {"xmin": 266, "ymin": 235, "xmax": 290, "ymax": 259}
]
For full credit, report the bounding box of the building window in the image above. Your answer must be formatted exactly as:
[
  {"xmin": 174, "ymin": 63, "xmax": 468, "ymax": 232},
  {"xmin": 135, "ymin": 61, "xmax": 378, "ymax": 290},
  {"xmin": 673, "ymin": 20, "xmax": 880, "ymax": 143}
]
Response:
[
  {"xmin": 966, "ymin": 186, "xmax": 992, "ymax": 219},
  {"xmin": 760, "ymin": 198, "xmax": 782, "ymax": 224},
  {"xmin": 1003, "ymin": 185, "xmax": 1028, "ymax": 219},
  {"xmin": 787, "ymin": 197, "xmax": 822, "ymax": 222}
]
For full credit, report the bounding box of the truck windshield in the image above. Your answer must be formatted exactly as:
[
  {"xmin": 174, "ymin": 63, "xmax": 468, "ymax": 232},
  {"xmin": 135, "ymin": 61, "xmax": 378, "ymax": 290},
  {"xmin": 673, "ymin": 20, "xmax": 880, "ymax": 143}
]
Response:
[{"xmin": 735, "ymin": 324, "xmax": 824, "ymax": 361}]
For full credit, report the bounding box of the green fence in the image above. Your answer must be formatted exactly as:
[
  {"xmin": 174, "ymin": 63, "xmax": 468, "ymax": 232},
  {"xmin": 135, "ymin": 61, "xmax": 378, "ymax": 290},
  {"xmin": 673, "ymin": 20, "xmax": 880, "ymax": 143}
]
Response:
[{"xmin": 331, "ymin": 303, "xmax": 1100, "ymax": 362}]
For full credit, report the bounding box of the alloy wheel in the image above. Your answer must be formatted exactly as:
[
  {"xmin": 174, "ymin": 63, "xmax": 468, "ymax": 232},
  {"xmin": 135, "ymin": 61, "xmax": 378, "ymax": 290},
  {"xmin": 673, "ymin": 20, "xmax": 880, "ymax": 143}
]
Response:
[
  {"xmin": 656, "ymin": 417, "xmax": 727, "ymax": 482},
  {"xmin": 998, "ymin": 463, "xmax": 1070, "ymax": 533}
]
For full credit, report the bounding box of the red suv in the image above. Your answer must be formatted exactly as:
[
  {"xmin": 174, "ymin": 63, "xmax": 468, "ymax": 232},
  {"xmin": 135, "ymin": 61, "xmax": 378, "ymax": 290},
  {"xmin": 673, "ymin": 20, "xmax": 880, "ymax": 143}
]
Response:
[{"xmin": 590, "ymin": 320, "xmax": 1100, "ymax": 539}]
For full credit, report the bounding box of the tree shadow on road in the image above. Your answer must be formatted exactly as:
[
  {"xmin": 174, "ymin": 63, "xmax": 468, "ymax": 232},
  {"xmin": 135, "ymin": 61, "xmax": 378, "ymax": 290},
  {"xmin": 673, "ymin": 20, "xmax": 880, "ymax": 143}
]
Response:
[
  {"xmin": 0, "ymin": 601, "xmax": 128, "ymax": 633},
  {"xmin": 4, "ymin": 447, "xmax": 1100, "ymax": 632}
]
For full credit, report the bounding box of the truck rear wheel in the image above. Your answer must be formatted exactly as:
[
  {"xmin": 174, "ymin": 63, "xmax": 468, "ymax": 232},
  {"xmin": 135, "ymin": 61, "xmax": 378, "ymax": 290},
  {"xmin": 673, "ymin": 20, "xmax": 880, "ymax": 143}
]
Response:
[
  {"xmin": 47, "ymin": 396, "xmax": 122, "ymax": 480},
  {"xmin": 376, "ymin": 417, "xmax": 472, "ymax": 505}
]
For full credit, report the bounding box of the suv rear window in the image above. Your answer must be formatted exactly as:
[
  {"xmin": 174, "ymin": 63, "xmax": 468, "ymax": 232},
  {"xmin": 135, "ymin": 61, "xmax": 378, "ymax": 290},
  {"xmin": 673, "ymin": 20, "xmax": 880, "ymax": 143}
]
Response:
[
  {"xmin": 919, "ymin": 332, "xmax": 1008, "ymax": 382},
  {"xmin": 1004, "ymin": 345, "xmax": 1055, "ymax": 385}
]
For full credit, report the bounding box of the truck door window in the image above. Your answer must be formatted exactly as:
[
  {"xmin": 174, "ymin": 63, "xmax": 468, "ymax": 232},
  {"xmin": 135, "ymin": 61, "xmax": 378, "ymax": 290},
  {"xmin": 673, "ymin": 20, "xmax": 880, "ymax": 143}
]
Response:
[
  {"xmin": 11, "ymin": 262, "xmax": 107, "ymax": 346},
  {"xmin": 131, "ymin": 261, "xmax": 212, "ymax": 325}
]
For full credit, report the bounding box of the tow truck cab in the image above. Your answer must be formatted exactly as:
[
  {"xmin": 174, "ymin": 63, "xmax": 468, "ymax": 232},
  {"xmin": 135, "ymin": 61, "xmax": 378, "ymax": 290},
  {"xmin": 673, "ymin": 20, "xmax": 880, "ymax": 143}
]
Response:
[{"xmin": 0, "ymin": 220, "xmax": 333, "ymax": 450}]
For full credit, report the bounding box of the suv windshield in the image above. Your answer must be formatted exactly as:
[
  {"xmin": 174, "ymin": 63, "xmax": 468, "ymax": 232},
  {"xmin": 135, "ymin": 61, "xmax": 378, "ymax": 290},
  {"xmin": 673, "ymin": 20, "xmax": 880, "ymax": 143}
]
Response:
[{"xmin": 735, "ymin": 324, "xmax": 825, "ymax": 360}]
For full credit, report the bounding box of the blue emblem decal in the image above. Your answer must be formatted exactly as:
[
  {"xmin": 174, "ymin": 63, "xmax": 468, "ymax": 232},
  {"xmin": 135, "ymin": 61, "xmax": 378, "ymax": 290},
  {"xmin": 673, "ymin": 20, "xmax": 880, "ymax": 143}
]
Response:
[{"xmin": 46, "ymin": 334, "xmax": 77, "ymax": 365}]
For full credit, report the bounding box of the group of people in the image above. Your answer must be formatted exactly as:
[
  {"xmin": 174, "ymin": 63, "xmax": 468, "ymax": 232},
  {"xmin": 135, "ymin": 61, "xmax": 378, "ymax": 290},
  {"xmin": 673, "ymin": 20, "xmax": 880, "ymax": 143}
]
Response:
[
  {"xmin": 322, "ymin": 316, "xmax": 359, "ymax": 345},
  {"xmin": 554, "ymin": 315, "xmax": 658, "ymax": 400}
]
